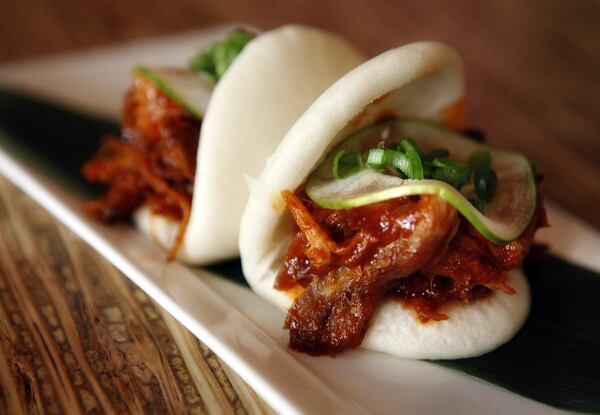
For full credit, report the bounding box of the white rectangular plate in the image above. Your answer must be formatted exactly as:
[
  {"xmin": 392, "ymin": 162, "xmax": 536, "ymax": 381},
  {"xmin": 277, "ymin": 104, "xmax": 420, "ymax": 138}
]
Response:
[{"xmin": 1, "ymin": 25, "xmax": 599, "ymax": 415}]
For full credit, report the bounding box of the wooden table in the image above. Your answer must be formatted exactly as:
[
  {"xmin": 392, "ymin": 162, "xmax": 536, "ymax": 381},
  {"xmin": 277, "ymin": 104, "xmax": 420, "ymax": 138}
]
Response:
[{"xmin": 0, "ymin": 1, "xmax": 598, "ymax": 413}]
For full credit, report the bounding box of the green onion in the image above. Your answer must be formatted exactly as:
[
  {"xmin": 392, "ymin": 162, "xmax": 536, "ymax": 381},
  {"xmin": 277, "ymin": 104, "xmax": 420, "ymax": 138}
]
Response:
[
  {"xmin": 424, "ymin": 148, "xmax": 450, "ymax": 161},
  {"xmin": 189, "ymin": 29, "xmax": 255, "ymax": 83},
  {"xmin": 474, "ymin": 166, "xmax": 498, "ymax": 203},
  {"xmin": 422, "ymin": 163, "xmax": 433, "ymax": 178},
  {"xmin": 396, "ymin": 138, "xmax": 423, "ymax": 180},
  {"xmin": 399, "ymin": 137, "xmax": 422, "ymax": 156},
  {"xmin": 384, "ymin": 150, "xmax": 411, "ymax": 174},
  {"xmin": 188, "ymin": 52, "xmax": 216, "ymax": 82},
  {"xmin": 405, "ymin": 149, "xmax": 424, "ymax": 179},
  {"xmin": 331, "ymin": 137, "xmax": 498, "ymax": 204},
  {"xmin": 364, "ymin": 148, "xmax": 424, "ymax": 179},
  {"xmin": 468, "ymin": 150, "xmax": 497, "ymax": 203},
  {"xmin": 364, "ymin": 148, "xmax": 386, "ymax": 168},
  {"xmin": 468, "ymin": 197, "xmax": 486, "ymax": 213},
  {"xmin": 332, "ymin": 149, "xmax": 364, "ymax": 179},
  {"xmin": 432, "ymin": 159, "xmax": 471, "ymax": 189}
]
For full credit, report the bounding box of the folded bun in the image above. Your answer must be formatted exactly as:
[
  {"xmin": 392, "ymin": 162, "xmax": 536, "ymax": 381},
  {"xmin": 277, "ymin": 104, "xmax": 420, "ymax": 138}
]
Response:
[
  {"xmin": 135, "ymin": 25, "xmax": 366, "ymax": 264},
  {"xmin": 240, "ymin": 41, "xmax": 530, "ymax": 359}
]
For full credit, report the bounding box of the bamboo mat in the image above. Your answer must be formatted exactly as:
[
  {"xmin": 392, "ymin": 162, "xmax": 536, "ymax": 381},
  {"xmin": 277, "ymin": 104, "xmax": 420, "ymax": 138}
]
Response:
[{"xmin": 0, "ymin": 176, "xmax": 275, "ymax": 414}]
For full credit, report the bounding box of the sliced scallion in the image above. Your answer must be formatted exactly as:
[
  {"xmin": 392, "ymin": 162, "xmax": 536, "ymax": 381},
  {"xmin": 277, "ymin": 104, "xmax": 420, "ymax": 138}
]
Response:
[
  {"xmin": 189, "ymin": 29, "xmax": 255, "ymax": 83},
  {"xmin": 329, "ymin": 129, "xmax": 498, "ymax": 204},
  {"xmin": 474, "ymin": 166, "xmax": 498, "ymax": 203},
  {"xmin": 432, "ymin": 158, "xmax": 471, "ymax": 189},
  {"xmin": 384, "ymin": 150, "xmax": 411, "ymax": 174},
  {"xmin": 468, "ymin": 197, "xmax": 486, "ymax": 213},
  {"xmin": 424, "ymin": 148, "xmax": 450, "ymax": 161},
  {"xmin": 332, "ymin": 149, "xmax": 364, "ymax": 179},
  {"xmin": 405, "ymin": 149, "xmax": 424, "ymax": 180},
  {"xmin": 399, "ymin": 137, "xmax": 422, "ymax": 156},
  {"xmin": 364, "ymin": 148, "xmax": 385, "ymax": 168}
]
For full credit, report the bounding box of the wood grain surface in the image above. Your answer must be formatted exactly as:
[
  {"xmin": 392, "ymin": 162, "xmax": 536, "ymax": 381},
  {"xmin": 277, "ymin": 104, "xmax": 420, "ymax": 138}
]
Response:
[
  {"xmin": 0, "ymin": 1, "xmax": 598, "ymax": 414},
  {"xmin": 0, "ymin": 176, "xmax": 276, "ymax": 414}
]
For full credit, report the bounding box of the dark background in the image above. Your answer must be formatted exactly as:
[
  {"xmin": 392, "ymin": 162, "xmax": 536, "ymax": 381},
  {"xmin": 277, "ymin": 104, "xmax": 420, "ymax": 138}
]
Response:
[{"xmin": 1, "ymin": 0, "xmax": 599, "ymax": 227}]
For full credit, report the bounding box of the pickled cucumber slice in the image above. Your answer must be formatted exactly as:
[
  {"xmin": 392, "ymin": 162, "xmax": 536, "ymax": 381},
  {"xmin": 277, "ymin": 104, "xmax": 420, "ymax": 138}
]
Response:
[{"xmin": 133, "ymin": 66, "xmax": 213, "ymax": 119}]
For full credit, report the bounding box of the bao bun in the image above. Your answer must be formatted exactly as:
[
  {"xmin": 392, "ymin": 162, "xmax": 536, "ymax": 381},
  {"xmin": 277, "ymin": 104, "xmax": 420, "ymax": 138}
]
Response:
[
  {"xmin": 239, "ymin": 41, "xmax": 530, "ymax": 359},
  {"xmin": 135, "ymin": 25, "xmax": 366, "ymax": 264}
]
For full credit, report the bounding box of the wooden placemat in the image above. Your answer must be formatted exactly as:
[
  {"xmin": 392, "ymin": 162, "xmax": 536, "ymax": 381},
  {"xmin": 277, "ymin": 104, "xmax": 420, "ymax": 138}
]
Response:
[{"xmin": 0, "ymin": 176, "xmax": 275, "ymax": 414}]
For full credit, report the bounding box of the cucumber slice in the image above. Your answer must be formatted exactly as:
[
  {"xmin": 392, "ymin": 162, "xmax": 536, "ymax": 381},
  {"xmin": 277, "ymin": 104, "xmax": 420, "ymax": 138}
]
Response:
[
  {"xmin": 133, "ymin": 66, "xmax": 213, "ymax": 119},
  {"xmin": 306, "ymin": 119, "xmax": 536, "ymax": 244}
]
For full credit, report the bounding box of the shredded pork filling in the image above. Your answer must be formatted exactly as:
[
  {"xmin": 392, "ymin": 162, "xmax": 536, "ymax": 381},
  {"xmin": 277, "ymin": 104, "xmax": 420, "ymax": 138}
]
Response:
[
  {"xmin": 276, "ymin": 190, "xmax": 544, "ymax": 355},
  {"xmin": 83, "ymin": 76, "xmax": 200, "ymax": 259}
]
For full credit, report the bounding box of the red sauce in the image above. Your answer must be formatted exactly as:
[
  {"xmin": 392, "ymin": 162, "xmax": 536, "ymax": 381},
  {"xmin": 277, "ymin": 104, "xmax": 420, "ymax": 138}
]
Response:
[
  {"xmin": 277, "ymin": 188, "xmax": 545, "ymax": 341},
  {"xmin": 83, "ymin": 76, "xmax": 200, "ymax": 259},
  {"xmin": 390, "ymin": 274, "xmax": 492, "ymax": 322},
  {"xmin": 276, "ymin": 192, "xmax": 424, "ymax": 290}
]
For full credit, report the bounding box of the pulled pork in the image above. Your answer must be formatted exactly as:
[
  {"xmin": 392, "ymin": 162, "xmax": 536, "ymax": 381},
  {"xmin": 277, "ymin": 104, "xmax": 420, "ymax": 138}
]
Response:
[
  {"xmin": 276, "ymin": 190, "xmax": 545, "ymax": 355},
  {"xmin": 83, "ymin": 76, "xmax": 200, "ymax": 259}
]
